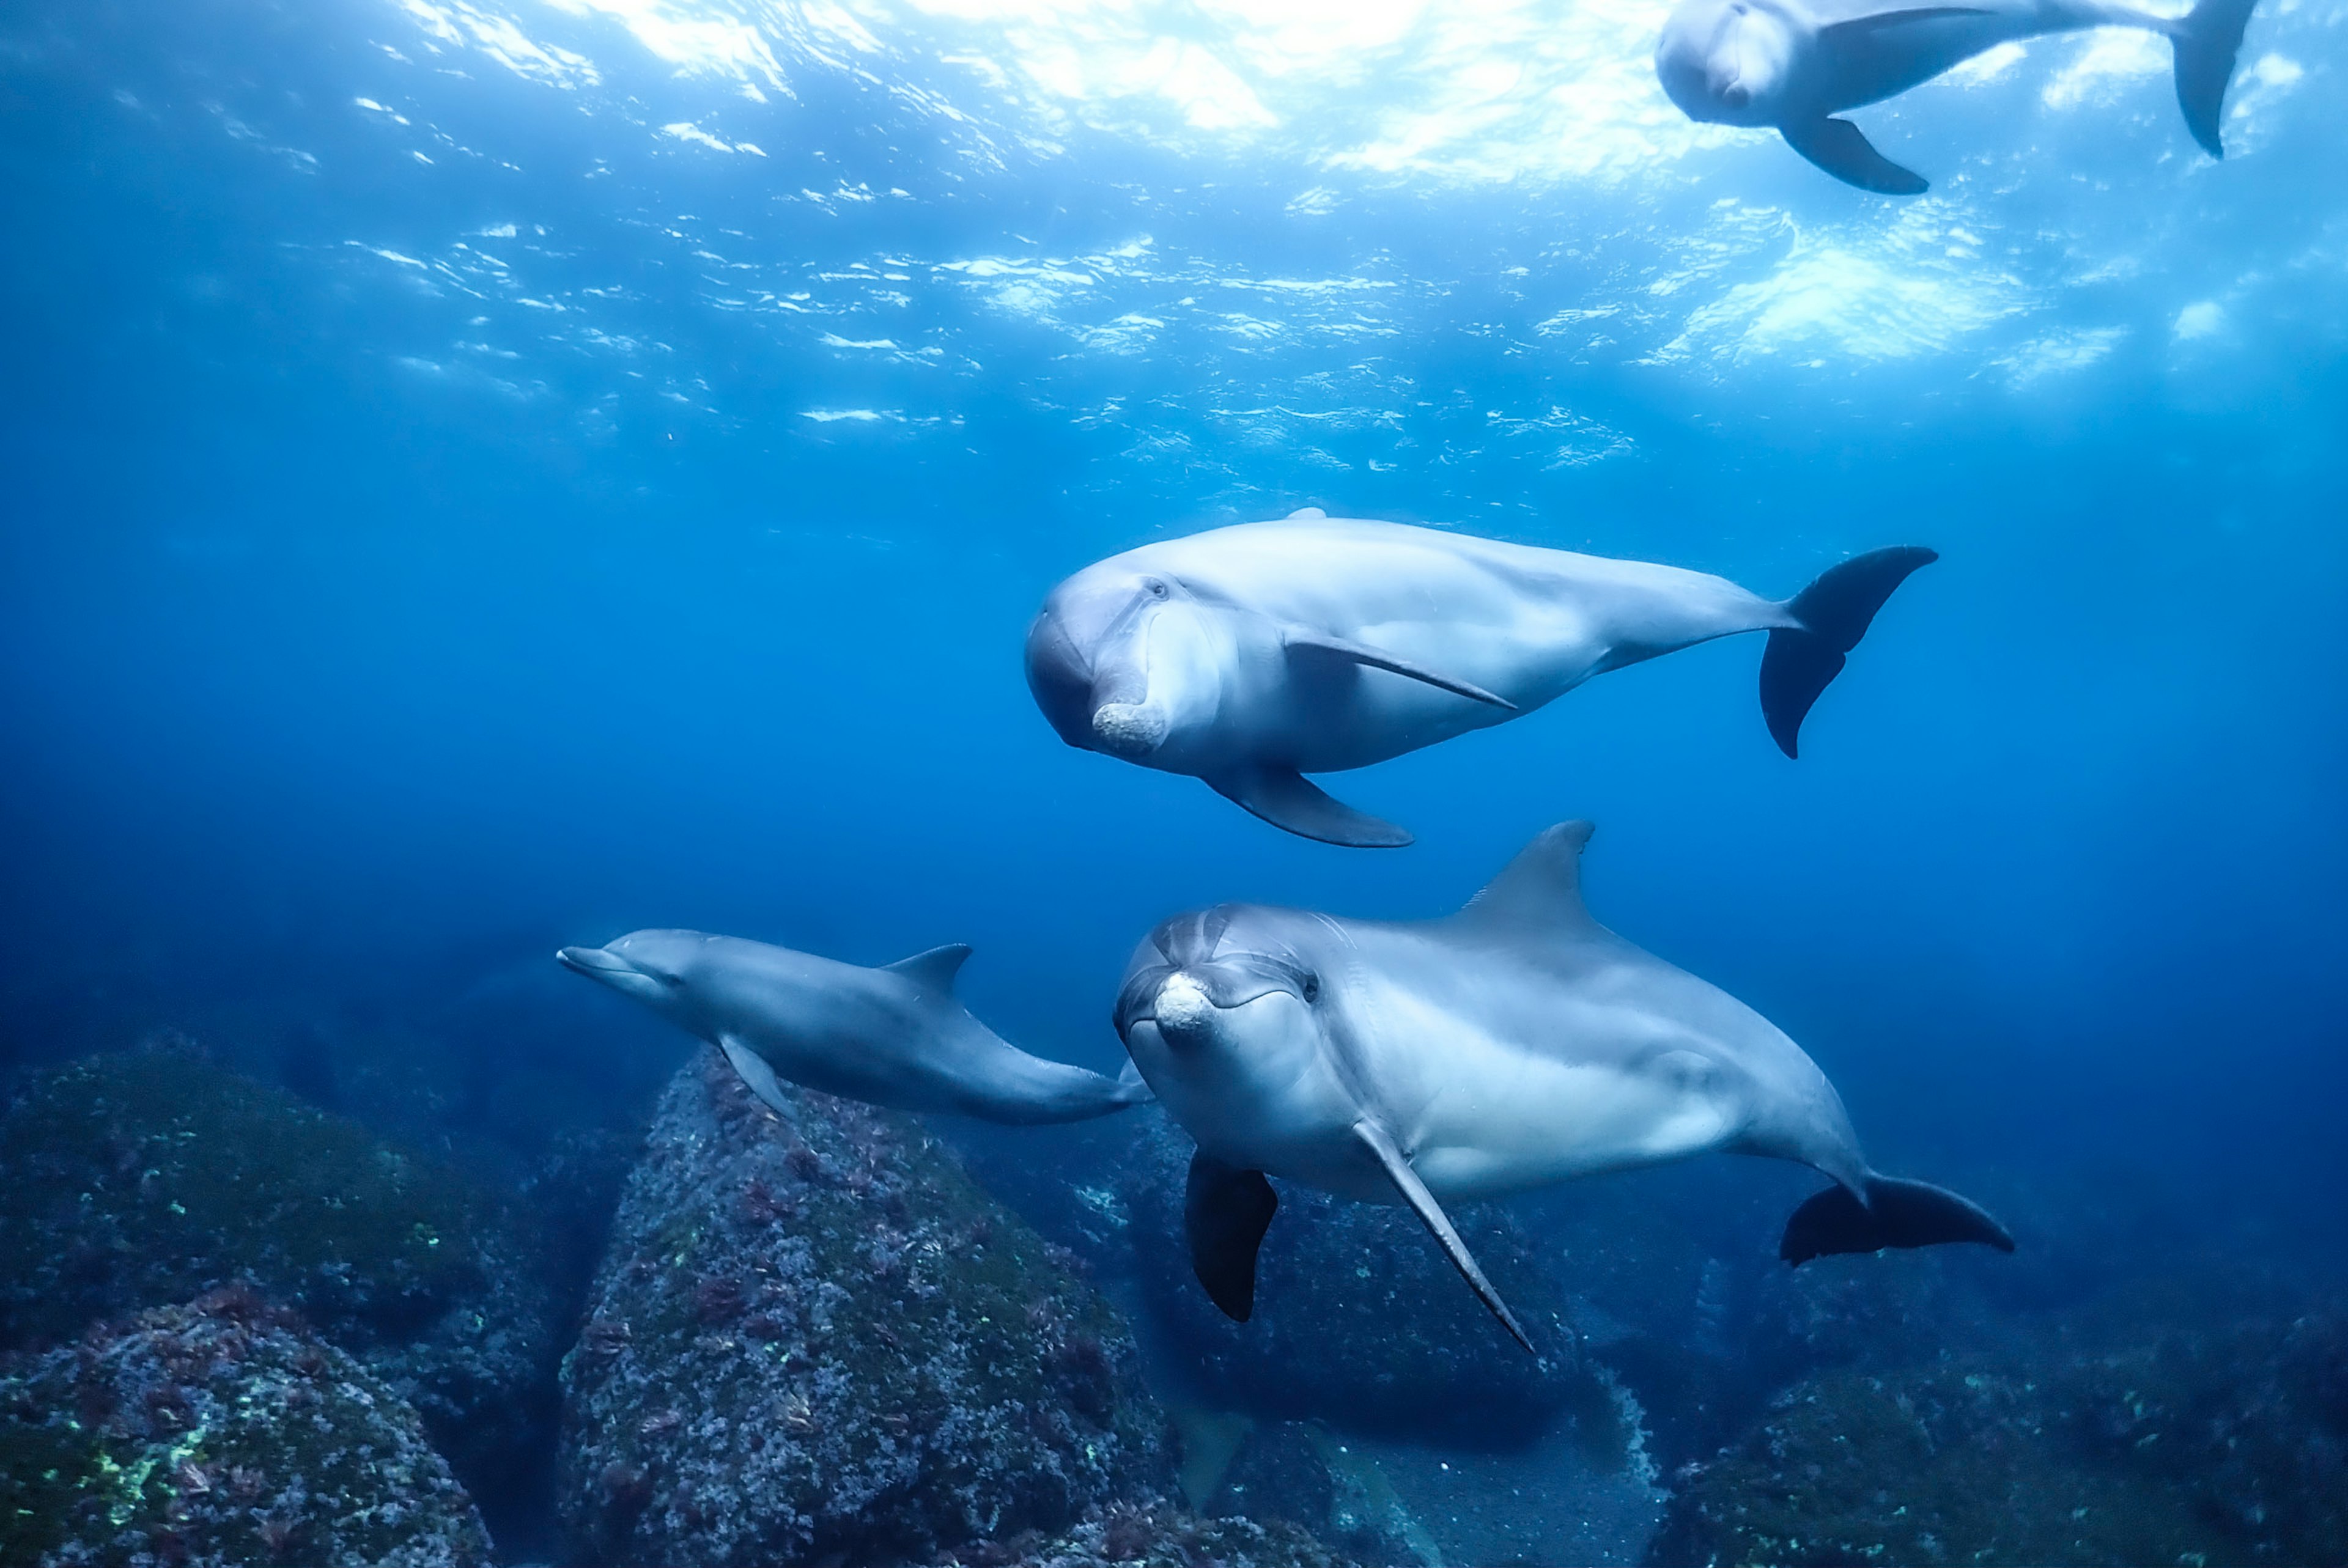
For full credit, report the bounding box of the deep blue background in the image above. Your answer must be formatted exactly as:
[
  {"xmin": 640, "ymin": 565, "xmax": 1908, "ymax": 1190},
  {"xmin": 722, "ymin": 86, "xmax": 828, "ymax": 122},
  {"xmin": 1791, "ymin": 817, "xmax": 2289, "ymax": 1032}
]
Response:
[{"xmin": 2, "ymin": 0, "xmax": 2342, "ymax": 1267}]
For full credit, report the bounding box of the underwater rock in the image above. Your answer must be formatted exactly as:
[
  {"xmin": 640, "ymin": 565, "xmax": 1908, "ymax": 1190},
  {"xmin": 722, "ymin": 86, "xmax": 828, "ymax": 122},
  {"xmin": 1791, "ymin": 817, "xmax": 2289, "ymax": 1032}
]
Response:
[
  {"xmin": 0, "ymin": 1287, "xmax": 494, "ymax": 1567},
  {"xmin": 1649, "ymin": 1311, "xmax": 2348, "ymax": 1567},
  {"xmin": 929, "ymin": 1496, "xmax": 1348, "ymax": 1567},
  {"xmin": 0, "ymin": 1046, "xmax": 559, "ymax": 1494},
  {"xmin": 1119, "ymin": 1111, "xmax": 1585, "ymax": 1448},
  {"xmin": 558, "ymin": 1049, "xmax": 1171, "ymax": 1566}
]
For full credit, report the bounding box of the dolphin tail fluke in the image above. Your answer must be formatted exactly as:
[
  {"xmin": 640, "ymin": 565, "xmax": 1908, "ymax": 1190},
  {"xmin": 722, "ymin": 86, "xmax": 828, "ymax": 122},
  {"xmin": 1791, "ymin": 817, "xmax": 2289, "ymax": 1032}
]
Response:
[
  {"xmin": 1779, "ymin": 1174, "xmax": 2016, "ymax": 1265},
  {"xmin": 1186, "ymin": 1151, "xmax": 1279, "ymax": 1320},
  {"xmin": 1760, "ymin": 545, "xmax": 1938, "ymax": 758},
  {"xmin": 2172, "ymin": 0, "xmax": 2258, "ymax": 158},
  {"xmin": 1209, "ymin": 766, "xmax": 1413, "ymax": 848}
]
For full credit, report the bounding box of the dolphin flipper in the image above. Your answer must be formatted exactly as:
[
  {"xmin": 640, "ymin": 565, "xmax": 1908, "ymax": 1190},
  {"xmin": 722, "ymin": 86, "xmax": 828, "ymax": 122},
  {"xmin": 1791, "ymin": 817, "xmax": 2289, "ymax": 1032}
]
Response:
[
  {"xmin": 1283, "ymin": 629, "xmax": 1518, "ymax": 711},
  {"xmin": 1354, "ymin": 1120, "xmax": 1536, "ymax": 1354},
  {"xmin": 1760, "ymin": 545, "xmax": 1938, "ymax": 758},
  {"xmin": 1781, "ymin": 117, "xmax": 1929, "ymax": 195},
  {"xmin": 2173, "ymin": 0, "xmax": 2259, "ymax": 156},
  {"xmin": 1209, "ymin": 767, "xmax": 1414, "ymax": 848},
  {"xmin": 718, "ymin": 1037, "xmax": 794, "ymax": 1117},
  {"xmin": 1779, "ymin": 1173, "xmax": 2017, "ymax": 1265},
  {"xmin": 1186, "ymin": 1150, "xmax": 1278, "ymax": 1320}
]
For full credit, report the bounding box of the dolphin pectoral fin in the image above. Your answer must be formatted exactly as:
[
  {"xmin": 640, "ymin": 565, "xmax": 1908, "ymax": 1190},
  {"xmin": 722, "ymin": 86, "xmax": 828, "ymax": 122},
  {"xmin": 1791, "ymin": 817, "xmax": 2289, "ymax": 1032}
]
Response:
[
  {"xmin": 1208, "ymin": 768, "xmax": 1414, "ymax": 849},
  {"xmin": 1186, "ymin": 1151, "xmax": 1278, "ymax": 1321},
  {"xmin": 1353, "ymin": 1121, "xmax": 1537, "ymax": 1355},
  {"xmin": 1781, "ymin": 118, "xmax": 1929, "ymax": 196},
  {"xmin": 884, "ymin": 943, "xmax": 973, "ymax": 992},
  {"xmin": 1282, "ymin": 628, "xmax": 1518, "ymax": 711},
  {"xmin": 718, "ymin": 1037, "xmax": 794, "ymax": 1118},
  {"xmin": 1779, "ymin": 1174, "xmax": 2017, "ymax": 1265},
  {"xmin": 1116, "ymin": 1056, "xmax": 1156, "ymax": 1104}
]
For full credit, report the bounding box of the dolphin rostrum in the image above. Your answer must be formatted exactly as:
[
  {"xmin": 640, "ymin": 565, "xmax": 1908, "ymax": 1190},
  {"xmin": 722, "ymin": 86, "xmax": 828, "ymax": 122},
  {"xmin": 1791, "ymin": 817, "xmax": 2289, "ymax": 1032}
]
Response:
[
  {"xmin": 1027, "ymin": 510, "xmax": 1935, "ymax": 847},
  {"xmin": 559, "ymin": 930, "xmax": 1151, "ymax": 1125},
  {"xmin": 1113, "ymin": 821, "xmax": 2014, "ymax": 1350},
  {"xmin": 1656, "ymin": 0, "xmax": 2261, "ymax": 193}
]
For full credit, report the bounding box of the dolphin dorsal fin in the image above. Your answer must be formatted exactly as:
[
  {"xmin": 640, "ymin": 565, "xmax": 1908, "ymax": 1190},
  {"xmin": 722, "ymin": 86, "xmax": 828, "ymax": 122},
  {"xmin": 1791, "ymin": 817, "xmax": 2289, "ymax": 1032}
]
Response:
[
  {"xmin": 1458, "ymin": 820, "xmax": 1598, "ymax": 932},
  {"xmin": 884, "ymin": 943, "xmax": 972, "ymax": 992}
]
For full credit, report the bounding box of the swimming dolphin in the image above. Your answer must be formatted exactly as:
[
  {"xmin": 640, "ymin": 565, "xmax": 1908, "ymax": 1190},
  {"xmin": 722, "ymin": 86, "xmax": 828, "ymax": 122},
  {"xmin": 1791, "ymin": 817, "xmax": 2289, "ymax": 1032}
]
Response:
[
  {"xmin": 559, "ymin": 930, "xmax": 1150, "ymax": 1125},
  {"xmin": 1027, "ymin": 510, "xmax": 1934, "ymax": 847},
  {"xmin": 1113, "ymin": 821, "xmax": 2014, "ymax": 1351},
  {"xmin": 1655, "ymin": 0, "xmax": 2261, "ymax": 193}
]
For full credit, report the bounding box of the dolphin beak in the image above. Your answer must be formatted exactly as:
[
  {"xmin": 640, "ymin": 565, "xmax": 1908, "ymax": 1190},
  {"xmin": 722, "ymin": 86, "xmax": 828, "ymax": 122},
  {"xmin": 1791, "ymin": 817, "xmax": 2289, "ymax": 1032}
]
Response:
[
  {"xmin": 1091, "ymin": 701, "xmax": 1168, "ymax": 757},
  {"xmin": 1150, "ymin": 973, "xmax": 1217, "ymax": 1049},
  {"xmin": 1721, "ymin": 81, "xmax": 1749, "ymax": 108},
  {"xmin": 558, "ymin": 945, "xmax": 634, "ymax": 980}
]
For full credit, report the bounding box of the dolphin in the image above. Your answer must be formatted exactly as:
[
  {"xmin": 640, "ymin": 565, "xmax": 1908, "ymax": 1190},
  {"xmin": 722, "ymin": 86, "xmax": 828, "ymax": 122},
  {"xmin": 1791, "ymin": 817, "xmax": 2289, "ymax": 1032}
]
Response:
[
  {"xmin": 1027, "ymin": 510, "xmax": 1935, "ymax": 847},
  {"xmin": 559, "ymin": 930, "xmax": 1151, "ymax": 1125},
  {"xmin": 1112, "ymin": 821, "xmax": 2014, "ymax": 1351},
  {"xmin": 1655, "ymin": 0, "xmax": 2261, "ymax": 193}
]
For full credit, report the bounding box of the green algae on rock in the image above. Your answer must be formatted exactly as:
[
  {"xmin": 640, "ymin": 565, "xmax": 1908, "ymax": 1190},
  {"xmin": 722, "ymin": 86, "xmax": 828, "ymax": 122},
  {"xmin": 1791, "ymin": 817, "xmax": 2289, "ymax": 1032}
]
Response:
[
  {"xmin": 0, "ymin": 1286, "xmax": 493, "ymax": 1568},
  {"xmin": 0, "ymin": 1045, "xmax": 557, "ymax": 1487},
  {"xmin": 559, "ymin": 1049, "xmax": 1173, "ymax": 1566},
  {"xmin": 1648, "ymin": 1312, "xmax": 2348, "ymax": 1568}
]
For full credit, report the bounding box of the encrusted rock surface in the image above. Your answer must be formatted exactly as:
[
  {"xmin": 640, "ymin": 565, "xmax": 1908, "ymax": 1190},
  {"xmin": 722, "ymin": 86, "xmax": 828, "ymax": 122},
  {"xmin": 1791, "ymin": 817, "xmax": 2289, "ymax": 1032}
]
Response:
[
  {"xmin": 1648, "ymin": 1311, "xmax": 2348, "ymax": 1567},
  {"xmin": 0, "ymin": 1287, "xmax": 493, "ymax": 1568},
  {"xmin": 930, "ymin": 1496, "xmax": 1351, "ymax": 1567},
  {"xmin": 1119, "ymin": 1111, "xmax": 1589, "ymax": 1448},
  {"xmin": 558, "ymin": 1050, "xmax": 1173, "ymax": 1566},
  {"xmin": 0, "ymin": 1046, "xmax": 558, "ymax": 1492}
]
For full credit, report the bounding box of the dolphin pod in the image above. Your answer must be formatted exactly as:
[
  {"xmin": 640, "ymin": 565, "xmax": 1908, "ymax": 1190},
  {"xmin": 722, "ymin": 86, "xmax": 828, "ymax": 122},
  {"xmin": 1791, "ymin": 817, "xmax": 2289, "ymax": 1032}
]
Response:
[
  {"xmin": 1113, "ymin": 820, "xmax": 2015, "ymax": 1350},
  {"xmin": 558, "ymin": 930, "xmax": 1150, "ymax": 1125},
  {"xmin": 1027, "ymin": 510, "xmax": 1935, "ymax": 847},
  {"xmin": 1656, "ymin": 0, "xmax": 2262, "ymax": 193}
]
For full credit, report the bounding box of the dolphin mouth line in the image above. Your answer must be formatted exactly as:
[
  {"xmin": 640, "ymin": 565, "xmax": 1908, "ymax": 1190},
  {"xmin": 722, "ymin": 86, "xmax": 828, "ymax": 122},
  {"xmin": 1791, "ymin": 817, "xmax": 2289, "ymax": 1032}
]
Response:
[{"xmin": 558, "ymin": 945, "xmax": 639, "ymax": 979}]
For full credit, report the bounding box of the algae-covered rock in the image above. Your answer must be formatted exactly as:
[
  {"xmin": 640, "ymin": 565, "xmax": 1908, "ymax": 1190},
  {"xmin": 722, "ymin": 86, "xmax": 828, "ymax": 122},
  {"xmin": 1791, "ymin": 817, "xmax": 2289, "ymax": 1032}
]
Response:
[
  {"xmin": 1648, "ymin": 1312, "xmax": 2348, "ymax": 1568},
  {"xmin": 1120, "ymin": 1111, "xmax": 1585, "ymax": 1448},
  {"xmin": 0, "ymin": 1286, "xmax": 493, "ymax": 1568},
  {"xmin": 931, "ymin": 1496, "xmax": 1350, "ymax": 1567},
  {"xmin": 558, "ymin": 1050, "xmax": 1172, "ymax": 1566},
  {"xmin": 0, "ymin": 1046, "xmax": 558, "ymax": 1487}
]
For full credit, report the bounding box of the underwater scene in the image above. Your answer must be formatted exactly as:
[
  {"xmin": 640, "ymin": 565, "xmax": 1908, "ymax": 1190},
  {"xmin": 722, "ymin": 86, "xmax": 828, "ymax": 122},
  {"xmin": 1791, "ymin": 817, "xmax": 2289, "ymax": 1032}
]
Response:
[{"xmin": 2, "ymin": 0, "xmax": 2345, "ymax": 1564}]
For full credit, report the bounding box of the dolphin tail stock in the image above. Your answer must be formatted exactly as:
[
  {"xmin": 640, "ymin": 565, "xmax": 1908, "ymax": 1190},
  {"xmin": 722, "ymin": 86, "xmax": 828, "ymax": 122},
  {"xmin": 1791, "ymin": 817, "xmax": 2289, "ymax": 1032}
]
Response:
[
  {"xmin": 1353, "ymin": 1120, "xmax": 1538, "ymax": 1355},
  {"xmin": 1209, "ymin": 765, "xmax": 1414, "ymax": 848},
  {"xmin": 1759, "ymin": 545, "xmax": 1938, "ymax": 758},
  {"xmin": 1186, "ymin": 1150, "xmax": 1279, "ymax": 1320},
  {"xmin": 1779, "ymin": 1172, "xmax": 2017, "ymax": 1265},
  {"xmin": 2171, "ymin": 0, "xmax": 2259, "ymax": 158}
]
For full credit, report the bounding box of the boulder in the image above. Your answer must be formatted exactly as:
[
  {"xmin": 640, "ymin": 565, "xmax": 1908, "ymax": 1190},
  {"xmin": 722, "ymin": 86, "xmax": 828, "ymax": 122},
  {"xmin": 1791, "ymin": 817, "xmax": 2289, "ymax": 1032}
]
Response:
[
  {"xmin": 0, "ymin": 1046, "xmax": 559, "ymax": 1494},
  {"xmin": 0, "ymin": 1287, "xmax": 493, "ymax": 1567},
  {"xmin": 1650, "ymin": 1311, "xmax": 2348, "ymax": 1567},
  {"xmin": 558, "ymin": 1050, "xmax": 1171, "ymax": 1566}
]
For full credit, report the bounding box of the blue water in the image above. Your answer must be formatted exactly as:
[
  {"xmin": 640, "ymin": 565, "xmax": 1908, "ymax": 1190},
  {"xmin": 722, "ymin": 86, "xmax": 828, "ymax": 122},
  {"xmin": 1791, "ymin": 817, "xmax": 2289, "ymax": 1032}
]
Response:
[{"xmin": 3, "ymin": 0, "xmax": 2345, "ymax": 1556}]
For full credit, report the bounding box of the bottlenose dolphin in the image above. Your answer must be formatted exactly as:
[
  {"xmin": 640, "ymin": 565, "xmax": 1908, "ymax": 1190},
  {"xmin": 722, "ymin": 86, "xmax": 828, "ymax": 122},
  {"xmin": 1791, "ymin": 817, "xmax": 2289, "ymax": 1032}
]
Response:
[
  {"xmin": 1113, "ymin": 822, "xmax": 2014, "ymax": 1350},
  {"xmin": 1656, "ymin": 0, "xmax": 2261, "ymax": 193},
  {"xmin": 1027, "ymin": 510, "xmax": 1935, "ymax": 847},
  {"xmin": 559, "ymin": 930, "xmax": 1150, "ymax": 1125}
]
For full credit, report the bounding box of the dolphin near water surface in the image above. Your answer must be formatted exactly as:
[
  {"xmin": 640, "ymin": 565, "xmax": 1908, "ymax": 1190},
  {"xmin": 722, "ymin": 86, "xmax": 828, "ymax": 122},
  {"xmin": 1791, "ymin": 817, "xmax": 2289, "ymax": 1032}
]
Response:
[
  {"xmin": 1113, "ymin": 821, "xmax": 2014, "ymax": 1351},
  {"xmin": 559, "ymin": 930, "xmax": 1151, "ymax": 1125},
  {"xmin": 1656, "ymin": 0, "xmax": 2262, "ymax": 193},
  {"xmin": 1027, "ymin": 510, "xmax": 1935, "ymax": 847}
]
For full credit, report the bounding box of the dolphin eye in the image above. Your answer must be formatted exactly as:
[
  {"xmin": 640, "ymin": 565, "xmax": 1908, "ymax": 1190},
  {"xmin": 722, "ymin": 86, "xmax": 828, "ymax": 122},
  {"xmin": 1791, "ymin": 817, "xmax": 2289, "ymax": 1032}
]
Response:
[
  {"xmin": 1144, "ymin": 576, "xmax": 1170, "ymax": 599},
  {"xmin": 1301, "ymin": 975, "xmax": 1320, "ymax": 1003}
]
